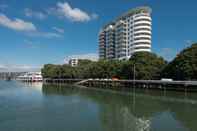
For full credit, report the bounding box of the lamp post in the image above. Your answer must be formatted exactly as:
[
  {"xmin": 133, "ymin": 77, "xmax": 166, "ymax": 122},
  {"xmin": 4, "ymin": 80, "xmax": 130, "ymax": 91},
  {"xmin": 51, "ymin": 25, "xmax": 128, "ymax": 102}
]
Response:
[
  {"xmin": 133, "ymin": 63, "xmax": 135, "ymax": 87},
  {"xmin": 133, "ymin": 63, "xmax": 136, "ymax": 111}
]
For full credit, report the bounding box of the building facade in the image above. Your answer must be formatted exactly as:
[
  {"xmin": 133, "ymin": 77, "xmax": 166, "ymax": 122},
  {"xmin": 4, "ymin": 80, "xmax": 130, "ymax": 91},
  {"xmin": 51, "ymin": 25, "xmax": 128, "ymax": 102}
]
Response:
[
  {"xmin": 69, "ymin": 58, "xmax": 79, "ymax": 67},
  {"xmin": 99, "ymin": 6, "xmax": 152, "ymax": 60}
]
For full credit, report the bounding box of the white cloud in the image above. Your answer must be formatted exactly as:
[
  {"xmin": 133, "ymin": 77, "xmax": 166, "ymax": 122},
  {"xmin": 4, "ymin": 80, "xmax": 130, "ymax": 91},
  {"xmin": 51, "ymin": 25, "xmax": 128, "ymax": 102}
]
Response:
[
  {"xmin": 64, "ymin": 53, "xmax": 98, "ymax": 63},
  {"xmin": 50, "ymin": 2, "xmax": 98, "ymax": 22},
  {"xmin": 0, "ymin": 13, "xmax": 37, "ymax": 32},
  {"xmin": 24, "ymin": 8, "xmax": 47, "ymax": 20},
  {"xmin": 0, "ymin": 64, "xmax": 6, "ymax": 69},
  {"xmin": 56, "ymin": 2, "xmax": 90, "ymax": 22},
  {"xmin": 52, "ymin": 26, "xmax": 65, "ymax": 33},
  {"xmin": 27, "ymin": 31, "xmax": 62, "ymax": 38},
  {"xmin": 0, "ymin": 13, "xmax": 62, "ymax": 38}
]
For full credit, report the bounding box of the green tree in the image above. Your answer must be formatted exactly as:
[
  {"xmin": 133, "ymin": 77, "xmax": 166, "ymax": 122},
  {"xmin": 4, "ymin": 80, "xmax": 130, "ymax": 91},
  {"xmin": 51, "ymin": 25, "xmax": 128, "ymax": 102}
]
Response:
[
  {"xmin": 118, "ymin": 60, "xmax": 134, "ymax": 79},
  {"xmin": 162, "ymin": 43, "xmax": 197, "ymax": 80},
  {"xmin": 128, "ymin": 52, "xmax": 167, "ymax": 80},
  {"xmin": 42, "ymin": 64, "xmax": 62, "ymax": 78},
  {"xmin": 42, "ymin": 52, "xmax": 166, "ymax": 80}
]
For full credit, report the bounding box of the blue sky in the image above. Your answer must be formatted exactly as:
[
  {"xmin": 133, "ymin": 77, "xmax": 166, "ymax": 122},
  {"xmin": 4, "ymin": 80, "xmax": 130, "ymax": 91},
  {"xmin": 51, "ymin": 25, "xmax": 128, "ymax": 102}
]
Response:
[{"xmin": 0, "ymin": 0, "xmax": 197, "ymax": 71}]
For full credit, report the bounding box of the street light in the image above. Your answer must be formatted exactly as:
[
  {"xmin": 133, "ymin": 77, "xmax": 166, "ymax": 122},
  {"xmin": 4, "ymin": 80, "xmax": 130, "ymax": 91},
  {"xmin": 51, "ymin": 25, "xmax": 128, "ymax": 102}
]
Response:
[
  {"xmin": 133, "ymin": 63, "xmax": 135, "ymax": 88},
  {"xmin": 132, "ymin": 63, "xmax": 136, "ymax": 111}
]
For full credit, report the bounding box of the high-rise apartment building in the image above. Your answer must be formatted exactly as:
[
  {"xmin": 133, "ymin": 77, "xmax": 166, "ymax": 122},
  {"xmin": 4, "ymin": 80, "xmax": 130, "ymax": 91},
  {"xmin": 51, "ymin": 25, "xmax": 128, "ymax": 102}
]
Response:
[{"xmin": 99, "ymin": 6, "xmax": 152, "ymax": 60}]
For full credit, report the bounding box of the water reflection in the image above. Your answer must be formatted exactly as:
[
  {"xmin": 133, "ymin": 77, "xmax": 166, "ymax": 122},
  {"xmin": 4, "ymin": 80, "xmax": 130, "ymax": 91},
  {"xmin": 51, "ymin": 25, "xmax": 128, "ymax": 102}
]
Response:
[
  {"xmin": 42, "ymin": 84, "xmax": 197, "ymax": 131},
  {"xmin": 19, "ymin": 82, "xmax": 43, "ymax": 91}
]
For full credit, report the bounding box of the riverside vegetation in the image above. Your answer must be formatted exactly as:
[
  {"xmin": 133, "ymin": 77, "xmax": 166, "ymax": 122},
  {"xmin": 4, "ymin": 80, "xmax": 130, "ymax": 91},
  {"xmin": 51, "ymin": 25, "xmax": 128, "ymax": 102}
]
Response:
[{"xmin": 42, "ymin": 43, "xmax": 197, "ymax": 81}]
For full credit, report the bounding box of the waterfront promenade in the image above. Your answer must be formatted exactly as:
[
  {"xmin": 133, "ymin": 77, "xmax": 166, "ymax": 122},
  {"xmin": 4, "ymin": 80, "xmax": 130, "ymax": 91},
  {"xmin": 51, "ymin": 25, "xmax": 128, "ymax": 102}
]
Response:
[{"xmin": 43, "ymin": 79, "xmax": 197, "ymax": 92}]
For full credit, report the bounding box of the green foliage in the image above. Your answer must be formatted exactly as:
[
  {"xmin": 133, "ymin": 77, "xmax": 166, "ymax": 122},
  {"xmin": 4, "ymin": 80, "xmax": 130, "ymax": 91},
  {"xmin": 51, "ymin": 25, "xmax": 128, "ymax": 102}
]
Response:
[
  {"xmin": 42, "ymin": 44, "xmax": 197, "ymax": 80},
  {"xmin": 78, "ymin": 59, "xmax": 92, "ymax": 66},
  {"xmin": 162, "ymin": 43, "xmax": 197, "ymax": 80},
  {"xmin": 129, "ymin": 52, "xmax": 167, "ymax": 80},
  {"xmin": 42, "ymin": 53, "xmax": 167, "ymax": 80},
  {"xmin": 42, "ymin": 64, "xmax": 62, "ymax": 78}
]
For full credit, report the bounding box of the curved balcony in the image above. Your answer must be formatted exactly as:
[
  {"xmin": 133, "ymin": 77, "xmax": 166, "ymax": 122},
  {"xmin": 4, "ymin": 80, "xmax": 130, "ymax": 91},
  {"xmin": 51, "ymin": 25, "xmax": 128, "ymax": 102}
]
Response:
[
  {"xmin": 134, "ymin": 21, "xmax": 151, "ymax": 26},
  {"xmin": 134, "ymin": 16, "xmax": 151, "ymax": 21},
  {"xmin": 133, "ymin": 20, "xmax": 152, "ymax": 27},
  {"xmin": 134, "ymin": 25, "xmax": 151, "ymax": 31},
  {"xmin": 132, "ymin": 48, "xmax": 151, "ymax": 53},
  {"xmin": 133, "ymin": 39, "xmax": 151, "ymax": 44},
  {"xmin": 134, "ymin": 30, "xmax": 151, "ymax": 35},
  {"xmin": 130, "ymin": 44, "xmax": 151, "ymax": 49},
  {"xmin": 134, "ymin": 34, "xmax": 151, "ymax": 39}
]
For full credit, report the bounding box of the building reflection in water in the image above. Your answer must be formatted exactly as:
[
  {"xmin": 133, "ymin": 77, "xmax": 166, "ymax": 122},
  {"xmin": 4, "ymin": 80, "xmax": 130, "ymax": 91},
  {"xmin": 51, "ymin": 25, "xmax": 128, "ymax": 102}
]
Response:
[
  {"xmin": 42, "ymin": 84, "xmax": 197, "ymax": 131},
  {"xmin": 19, "ymin": 82, "xmax": 43, "ymax": 91}
]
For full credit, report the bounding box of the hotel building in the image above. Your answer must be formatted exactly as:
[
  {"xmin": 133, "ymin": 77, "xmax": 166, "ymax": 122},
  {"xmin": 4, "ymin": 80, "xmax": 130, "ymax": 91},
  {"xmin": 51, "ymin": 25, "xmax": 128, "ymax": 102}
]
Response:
[{"xmin": 99, "ymin": 6, "xmax": 152, "ymax": 60}]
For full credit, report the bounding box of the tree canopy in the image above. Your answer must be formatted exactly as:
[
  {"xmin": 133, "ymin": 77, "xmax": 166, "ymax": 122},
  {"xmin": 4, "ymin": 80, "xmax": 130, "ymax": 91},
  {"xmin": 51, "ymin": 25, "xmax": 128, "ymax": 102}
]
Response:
[
  {"xmin": 162, "ymin": 43, "xmax": 197, "ymax": 80},
  {"xmin": 42, "ymin": 43, "xmax": 197, "ymax": 81},
  {"xmin": 129, "ymin": 52, "xmax": 167, "ymax": 80},
  {"xmin": 42, "ymin": 52, "xmax": 167, "ymax": 80}
]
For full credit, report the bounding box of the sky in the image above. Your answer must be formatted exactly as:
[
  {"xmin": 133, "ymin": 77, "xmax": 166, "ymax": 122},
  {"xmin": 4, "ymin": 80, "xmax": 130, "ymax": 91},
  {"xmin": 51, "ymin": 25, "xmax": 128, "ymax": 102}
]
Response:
[{"xmin": 0, "ymin": 0, "xmax": 197, "ymax": 72}]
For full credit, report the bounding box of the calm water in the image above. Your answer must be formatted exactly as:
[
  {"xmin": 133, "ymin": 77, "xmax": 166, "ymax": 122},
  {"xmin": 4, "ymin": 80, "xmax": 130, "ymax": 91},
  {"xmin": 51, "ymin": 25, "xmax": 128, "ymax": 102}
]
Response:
[{"xmin": 0, "ymin": 81, "xmax": 197, "ymax": 131}]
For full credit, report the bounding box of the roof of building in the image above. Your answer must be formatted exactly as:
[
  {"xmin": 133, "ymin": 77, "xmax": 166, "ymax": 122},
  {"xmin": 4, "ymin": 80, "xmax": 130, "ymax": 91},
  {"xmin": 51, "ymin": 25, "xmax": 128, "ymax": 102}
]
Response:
[
  {"xmin": 117, "ymin": 6, "xmax": 151, "ymax": 20},
  {"xmin": 101, "ymin": 6, "xmax": 151, "ymax": 30}
]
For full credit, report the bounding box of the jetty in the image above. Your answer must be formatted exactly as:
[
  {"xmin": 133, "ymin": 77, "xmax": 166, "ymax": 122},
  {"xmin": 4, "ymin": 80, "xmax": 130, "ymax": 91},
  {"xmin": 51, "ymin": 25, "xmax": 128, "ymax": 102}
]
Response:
[{"xmin": 43, "ymin": 78, "xmax": 197, "ymax": 92}]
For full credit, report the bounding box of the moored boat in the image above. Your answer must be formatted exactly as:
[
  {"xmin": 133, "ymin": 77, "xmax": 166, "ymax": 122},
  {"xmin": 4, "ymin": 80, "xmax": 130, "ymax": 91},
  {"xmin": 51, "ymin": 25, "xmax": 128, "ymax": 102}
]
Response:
[{"xmin": 16, "ymin": 72, "xmax": 43, "ymax": 82}]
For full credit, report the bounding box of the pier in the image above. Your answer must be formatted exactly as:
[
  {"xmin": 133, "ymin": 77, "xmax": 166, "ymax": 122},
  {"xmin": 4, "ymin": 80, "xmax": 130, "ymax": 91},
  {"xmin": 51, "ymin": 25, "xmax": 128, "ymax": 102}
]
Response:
[
  {"xmin": 43, "ymin": 79, "xmax": 197, "ymax": 92},
  {"xmin": 81, "ymin": 80, "xmax": 197, "ymax": 92},
  {"xmin": 44, "ymin": 78, "xmax": 83, "ymax": 84}
]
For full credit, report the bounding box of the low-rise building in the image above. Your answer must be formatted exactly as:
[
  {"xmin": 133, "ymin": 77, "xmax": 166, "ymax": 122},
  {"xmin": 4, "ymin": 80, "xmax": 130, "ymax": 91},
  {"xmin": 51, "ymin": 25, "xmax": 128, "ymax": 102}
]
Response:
[{"xmin": 69, "ymin": 58, "xmax": 79, "ymax": 67}]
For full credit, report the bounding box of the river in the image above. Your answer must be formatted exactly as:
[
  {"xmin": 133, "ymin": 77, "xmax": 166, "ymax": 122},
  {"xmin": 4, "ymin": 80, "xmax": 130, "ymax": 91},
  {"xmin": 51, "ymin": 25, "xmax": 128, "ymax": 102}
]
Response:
[{"xmin": 0, "ymin": 81, "xmax": 197, "ymax": 131}]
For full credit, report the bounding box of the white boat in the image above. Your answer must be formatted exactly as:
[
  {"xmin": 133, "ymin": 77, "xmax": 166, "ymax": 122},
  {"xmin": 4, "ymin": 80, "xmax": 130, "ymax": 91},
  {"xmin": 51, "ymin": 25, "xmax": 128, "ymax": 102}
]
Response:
[{"xmin": 17, "ymin": 72, "xmax": 43, "ymax": 82}]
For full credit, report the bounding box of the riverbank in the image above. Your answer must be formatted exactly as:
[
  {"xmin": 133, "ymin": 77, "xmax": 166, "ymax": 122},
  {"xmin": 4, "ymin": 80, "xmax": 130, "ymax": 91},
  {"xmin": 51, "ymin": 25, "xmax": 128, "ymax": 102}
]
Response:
[{"xmin": 43, "ymin": 78, "xmax": 197, "ymax": 92}]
